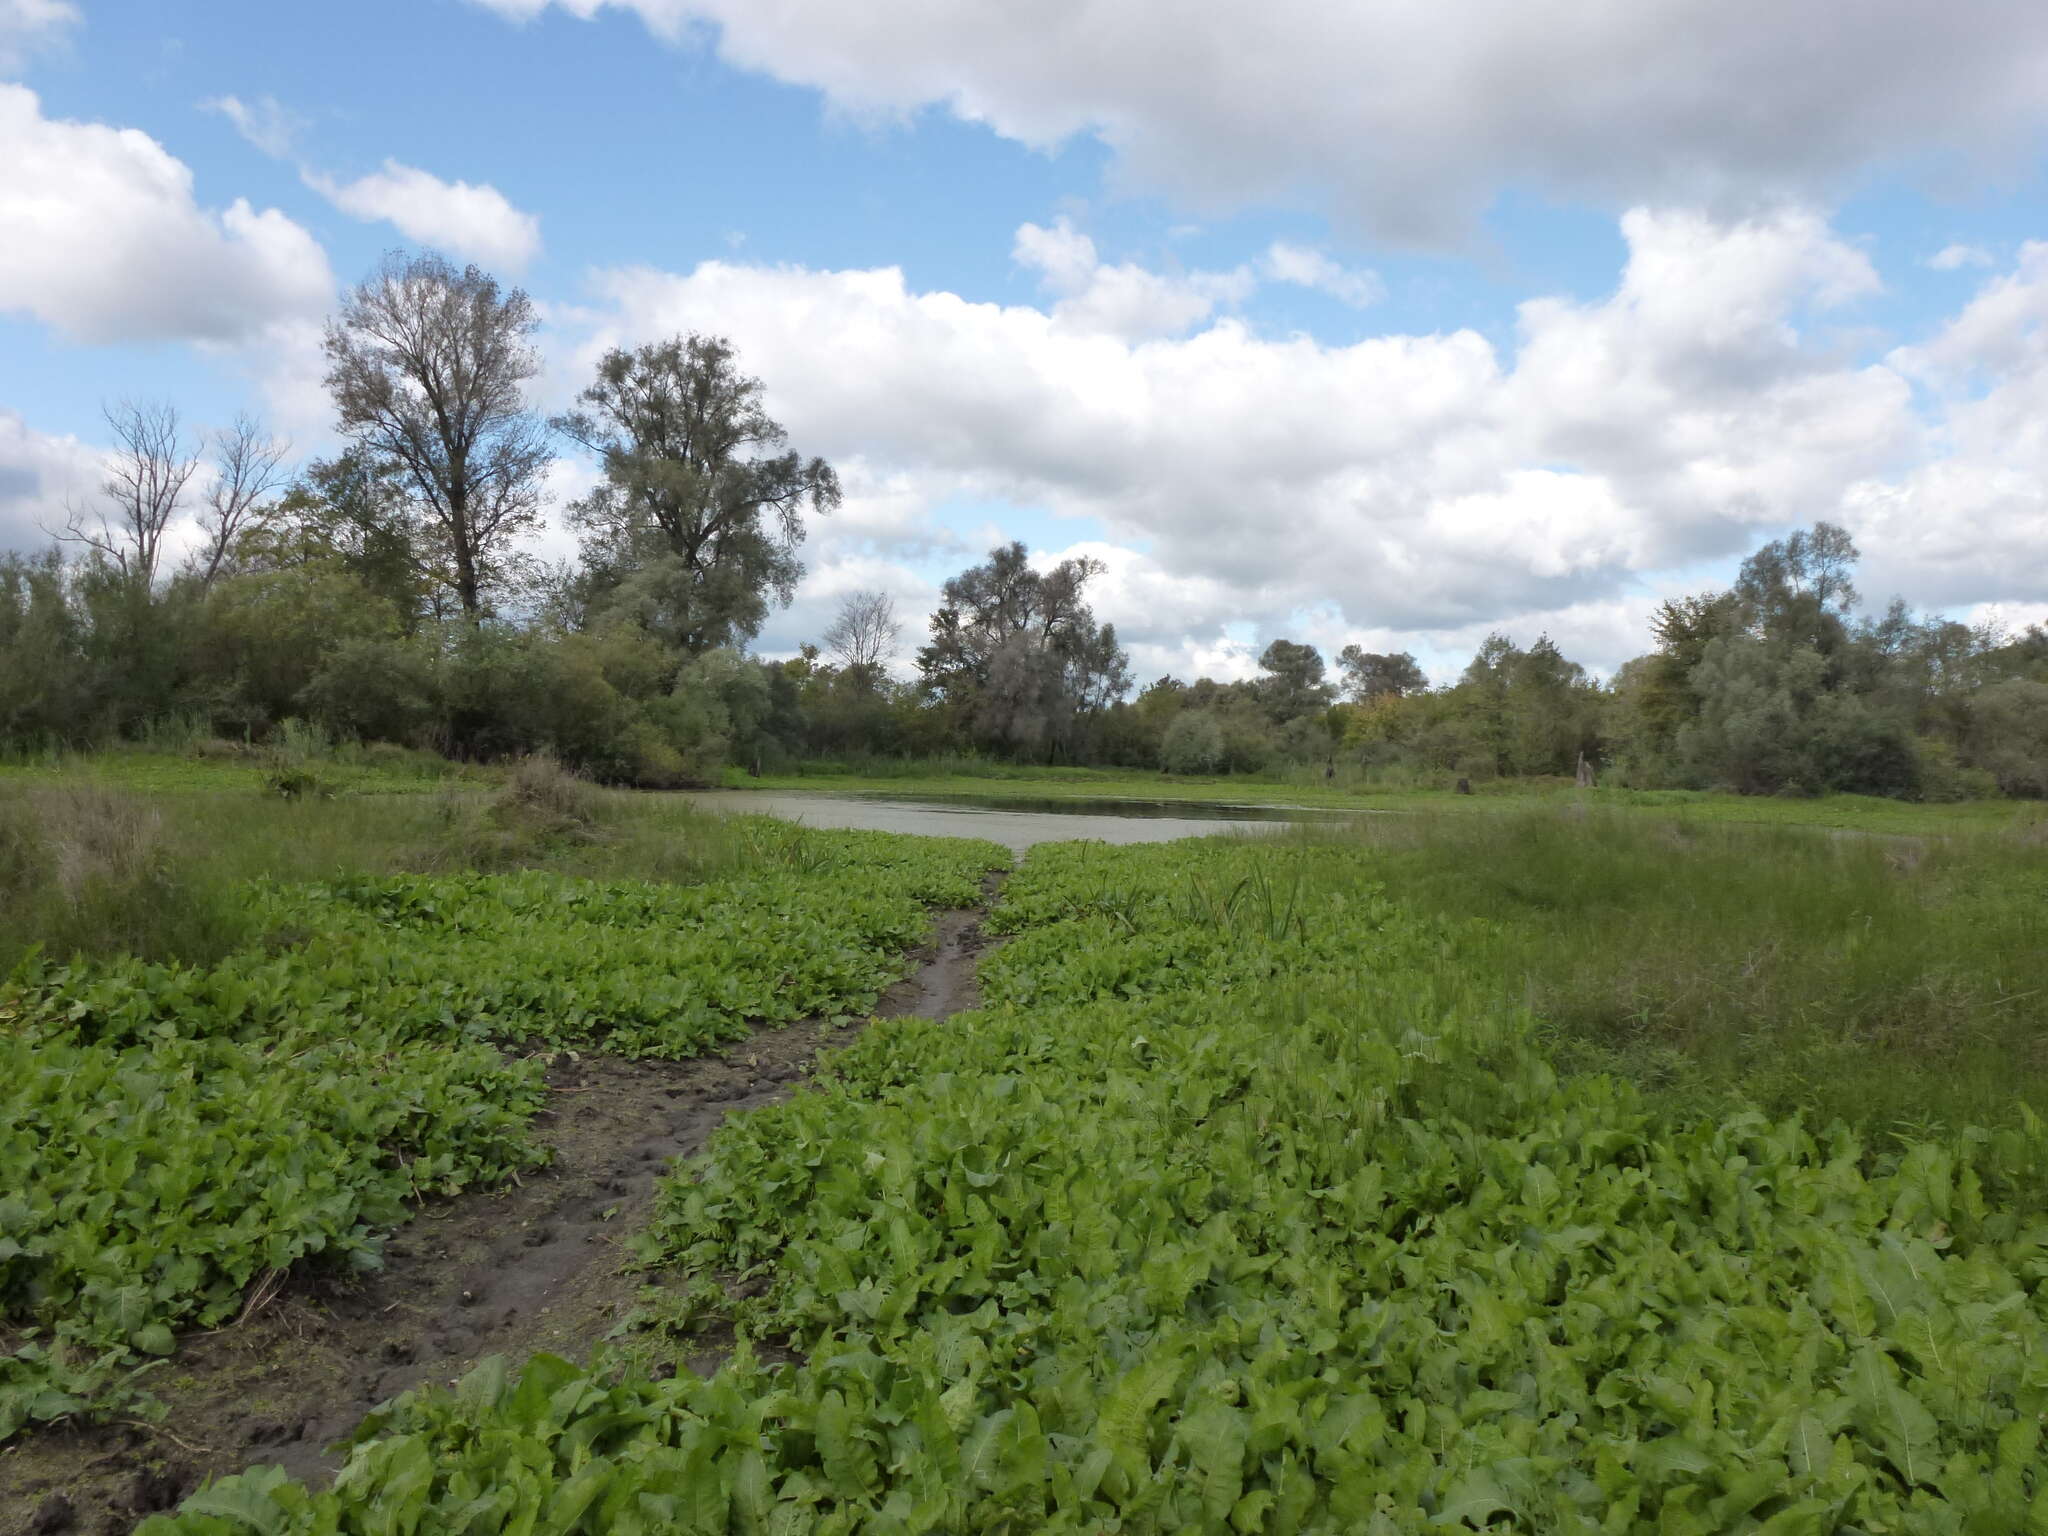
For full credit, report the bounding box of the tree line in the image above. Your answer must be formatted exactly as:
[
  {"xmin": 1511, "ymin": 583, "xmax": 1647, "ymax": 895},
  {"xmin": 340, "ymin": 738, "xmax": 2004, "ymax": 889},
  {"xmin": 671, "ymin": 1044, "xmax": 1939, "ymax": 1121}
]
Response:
[{"xmin": 4, "ymin": 248, "xmax": 2045, "ymax": 799}]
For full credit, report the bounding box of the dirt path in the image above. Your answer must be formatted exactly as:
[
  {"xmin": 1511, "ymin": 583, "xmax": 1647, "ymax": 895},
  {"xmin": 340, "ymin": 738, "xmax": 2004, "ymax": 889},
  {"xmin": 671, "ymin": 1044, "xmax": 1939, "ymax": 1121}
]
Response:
[{"xmin": 1, "ymin": 882, "xmax": 1004, "ymax": 1536}]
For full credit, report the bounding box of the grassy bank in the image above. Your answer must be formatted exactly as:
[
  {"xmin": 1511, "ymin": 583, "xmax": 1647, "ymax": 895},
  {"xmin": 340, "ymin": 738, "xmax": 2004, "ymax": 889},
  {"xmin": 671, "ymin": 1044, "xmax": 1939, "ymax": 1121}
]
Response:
[
  {"xmin": 0, "ymin": 759, "xmax": 763, "ymax": 974},
  {"xmin": 728, "ymin": 761, "xmax": 2035, "ymax": 836}
]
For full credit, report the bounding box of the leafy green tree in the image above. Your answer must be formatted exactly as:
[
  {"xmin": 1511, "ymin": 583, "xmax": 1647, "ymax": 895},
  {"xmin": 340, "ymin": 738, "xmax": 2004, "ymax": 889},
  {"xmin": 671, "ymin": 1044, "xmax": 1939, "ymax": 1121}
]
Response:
[
  {"xmin": 0, "ymin": 551, "xmax": 93, "ymax": 744},
  {"xmin": 1733, "ymin": 520, "xmax": 1859, "ymax": 652},
  {"xmin": 254, "ymin": 449, "xmax": 445, "ymax": 629},
  {"xmin": 1965, "ymin": 679, "xmax": 2048, "ymax": 795},
  {"xmin": 555, "ymin": 334, "xmax": 840, "ymax": 654},
  {"xmin": 1254, "ymin": 639, "xmax": 1335, "ymax": 723},
  {"xmin": 1336, "ymin": 646, "xmax": 1426, "ymax": 701}
]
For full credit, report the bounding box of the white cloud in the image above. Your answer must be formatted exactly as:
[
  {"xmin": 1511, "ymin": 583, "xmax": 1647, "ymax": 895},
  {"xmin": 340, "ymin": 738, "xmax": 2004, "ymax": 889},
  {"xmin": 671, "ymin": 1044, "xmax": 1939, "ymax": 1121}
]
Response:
[
  {"xmin": 1260, "ymin": 242, "xmax": 1383, "ymax": 308},
  {"xmin": 1928, "ymin": 243, "xmax": 1994, "ymax": 271},
  {"xmin": 202, "ymin": 94, "xmax": 305, "ymax": 159},
  {"xmin": 0, "ymin": 0, "xmax": 76, "ymax": 73},
  {"xmin": 0, "ymin": 409, "xmax": 100, "ymax": 555},
  {"xmin": 1012, "ymin": 218, "xmax": 1250, "ymax": 340},
  {"xmin": 470, "ymin": 0, "xmax": 2048, "ymax": 241},
  {"xmin": 555, "ymin": 205, "xmax": 1995, "ymax": 675},
  {"xmin": 1845, "ymin": 242, "xmax": 2048, "ymax": 610},
  {"xmin": 0, "ymin": 85, "xmax": 333, "ymax": 344},
  {"xmin": 308, "ymin": 159, "xmax": 541, "ymax": 271}
]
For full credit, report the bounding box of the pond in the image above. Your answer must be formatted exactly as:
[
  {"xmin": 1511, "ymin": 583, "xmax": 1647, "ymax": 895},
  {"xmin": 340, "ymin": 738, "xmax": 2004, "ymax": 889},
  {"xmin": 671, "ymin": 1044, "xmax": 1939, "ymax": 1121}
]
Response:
[{"xmin": 681, "ymin": 789, "xmax": 1357, "ymax": 854}]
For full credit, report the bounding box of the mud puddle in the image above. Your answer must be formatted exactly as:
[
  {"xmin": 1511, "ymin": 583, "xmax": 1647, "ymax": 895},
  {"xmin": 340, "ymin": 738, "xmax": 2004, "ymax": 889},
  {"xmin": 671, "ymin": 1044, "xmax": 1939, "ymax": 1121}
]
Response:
[{"xmin": 1, "ymin": 890, "xmax": 1002, "ymax": 1536}]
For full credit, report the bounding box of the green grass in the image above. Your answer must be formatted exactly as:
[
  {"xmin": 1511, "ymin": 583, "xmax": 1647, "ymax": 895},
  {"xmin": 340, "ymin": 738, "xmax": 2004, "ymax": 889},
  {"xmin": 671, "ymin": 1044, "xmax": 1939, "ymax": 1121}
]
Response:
[
  {"xmin": 0, "ymin": 765, "xmax": 761, "ymax": 974},
  {"xmin": 726, "ymin": 762, "xmax": 2033, "ymax": 836},
  {"xmin": 1332, "ymin": 808, "xmax": 2048, "ymax": 1133},
  {"xmin": 0, "ymin": 741, "xmax": 492, "ymax": 797}
]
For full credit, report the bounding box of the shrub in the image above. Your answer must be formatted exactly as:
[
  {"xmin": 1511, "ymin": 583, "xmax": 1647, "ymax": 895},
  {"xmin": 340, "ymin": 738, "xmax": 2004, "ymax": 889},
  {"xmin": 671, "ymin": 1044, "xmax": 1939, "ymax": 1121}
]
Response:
[{"xmin": 1159, "ymin": 710, "xmax": 1224, "ymax": 774}]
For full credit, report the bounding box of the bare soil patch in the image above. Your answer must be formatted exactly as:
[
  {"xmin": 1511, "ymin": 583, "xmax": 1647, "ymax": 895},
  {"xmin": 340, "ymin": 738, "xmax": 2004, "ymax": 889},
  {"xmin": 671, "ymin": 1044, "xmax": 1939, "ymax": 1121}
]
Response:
[{"xmin": 0, "ymin": 891, "xmax": 1001, "ymax": 1536}]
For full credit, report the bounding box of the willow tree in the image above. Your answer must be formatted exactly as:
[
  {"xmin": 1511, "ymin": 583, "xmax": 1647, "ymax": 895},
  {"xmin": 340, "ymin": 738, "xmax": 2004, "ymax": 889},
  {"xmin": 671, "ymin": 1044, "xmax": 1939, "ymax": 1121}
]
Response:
[
  {"xmin": 322, "ymin": 251, "xmax": 551, "ymax": 620},
  {"xmin": 554, "ymin": 334, "xmax": 840, "ymax": 655},
  {"xmin": 916, "ymin": 541, "xmax": 1131, "ymax": 758}
]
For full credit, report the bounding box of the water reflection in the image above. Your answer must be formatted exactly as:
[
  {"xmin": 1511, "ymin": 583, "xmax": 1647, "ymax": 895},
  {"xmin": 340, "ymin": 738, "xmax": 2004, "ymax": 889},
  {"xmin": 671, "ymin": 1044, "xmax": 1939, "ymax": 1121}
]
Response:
[{"xmin": 681, "ymin": 789, "xmax": 1343, "ymax": 854}]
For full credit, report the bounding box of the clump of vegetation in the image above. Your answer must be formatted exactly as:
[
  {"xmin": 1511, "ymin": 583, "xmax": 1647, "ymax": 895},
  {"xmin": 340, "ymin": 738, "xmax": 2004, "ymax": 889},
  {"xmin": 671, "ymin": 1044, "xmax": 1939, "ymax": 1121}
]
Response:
[
  {"xmin": 140, "ymin": 834, "xmax": 2048, "ymax": 1533},
  {"xmin": 1, "ymin": 822, "xmax": 1004, "ymax": 1441},
  {"xmin": 1341, "ymin": 808, "xmax": 2048, "ymax": 1131},
  {"xmin": 0, "ymin": 786, "xmax": 249, "ymax": 971},
  {"xmin": 492, "ymin": 751, "xmax": 602, "ymax": 834}
]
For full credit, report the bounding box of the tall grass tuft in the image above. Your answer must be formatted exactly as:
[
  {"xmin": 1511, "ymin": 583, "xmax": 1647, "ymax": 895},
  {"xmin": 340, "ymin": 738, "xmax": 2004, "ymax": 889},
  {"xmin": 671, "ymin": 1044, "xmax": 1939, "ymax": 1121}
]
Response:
[
  {"xmin": 0, "ymin": 787, "xmax": 251, "ymax": 971},
  {"xmin": 1337, "ymin": 808, "xmax": 2048, "ymax": 1132}
]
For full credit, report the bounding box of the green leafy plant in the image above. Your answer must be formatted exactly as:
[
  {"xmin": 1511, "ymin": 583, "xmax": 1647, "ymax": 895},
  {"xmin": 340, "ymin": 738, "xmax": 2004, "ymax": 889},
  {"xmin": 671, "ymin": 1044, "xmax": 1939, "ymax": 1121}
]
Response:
[{"xmin": 137, "ymin": 835, "xmax": 2048, "ymax": 1533}]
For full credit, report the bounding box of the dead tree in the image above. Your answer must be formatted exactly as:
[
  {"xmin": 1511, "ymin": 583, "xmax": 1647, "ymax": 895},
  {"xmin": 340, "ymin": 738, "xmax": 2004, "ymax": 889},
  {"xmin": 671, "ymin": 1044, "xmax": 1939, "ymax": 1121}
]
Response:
[{"xmin": 56, "ymin": 400, "xmax": 199, "ymax": 584}]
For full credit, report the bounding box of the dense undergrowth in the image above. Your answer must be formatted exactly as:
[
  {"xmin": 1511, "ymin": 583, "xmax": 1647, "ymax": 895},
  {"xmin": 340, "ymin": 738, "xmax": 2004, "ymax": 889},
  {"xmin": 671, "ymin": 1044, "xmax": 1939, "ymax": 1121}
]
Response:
[
  {"xmin": 1339, "ymin": 810, "xmax": 2048, "ymax": 1132},
  {"xmin": 0, "ymin": 791, "xmax": 1003, "ymax": 1442},
  {"xmin": 141, "ymin": 836, "xmax": 2048, "ymax": 1534}
]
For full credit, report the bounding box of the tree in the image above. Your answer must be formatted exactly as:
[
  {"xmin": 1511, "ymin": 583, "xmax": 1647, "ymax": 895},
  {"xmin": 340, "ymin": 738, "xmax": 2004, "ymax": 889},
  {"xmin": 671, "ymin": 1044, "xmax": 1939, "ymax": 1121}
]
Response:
[
  {"xmin": 1336, "ymin": 646, "xmax": 1427, "ymax": 701},
  {"xmin": 1160, "ymin": 710, "xmax": 1226, "ymax": 774},
  {"xmin": 822, "ymin": 589, "xmax": 900, "ymax": 676},
  {"xmin": 190, "ymin": 413, "xmax": 291, "ymax": 588},
  {"xmin": 1255, "ymin": 639, "xmax": 1335, "ymax": 722},
  {"xmin": 916, "ymin": 541, "xmax": 1130, "ymax": 757},
  {"xmin": 259, "ymin": 449, "xmax": 445, "ymax": 628},
  {"xmin": 57, "ymin": 400, "xmax": 199, "ymax": 585},
  {"xmin": 1735, "ymin": 521, "xmax": 1860, "ymax": 651},
  {"xmin": 323, "ymin": 250, "xmax": 551, "ymax": 619},
  {"xmin": 554, "ymin": 334, "xmax": 840, "ymax": 653}
]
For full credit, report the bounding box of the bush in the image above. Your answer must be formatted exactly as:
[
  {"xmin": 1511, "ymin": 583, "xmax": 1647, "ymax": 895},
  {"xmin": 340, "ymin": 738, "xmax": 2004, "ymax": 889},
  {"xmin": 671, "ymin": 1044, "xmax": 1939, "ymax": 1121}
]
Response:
[
  {"xmin": 1966, "ymin": 678, "xmax": 2048, "ymax": 797},
  {"xmin": 1159, "ymin": 710, "xmax": 1224, "ymax": 774},
  {"xmin": 493, "ymin": 752, "xmax": 601, "ymax": 833}
]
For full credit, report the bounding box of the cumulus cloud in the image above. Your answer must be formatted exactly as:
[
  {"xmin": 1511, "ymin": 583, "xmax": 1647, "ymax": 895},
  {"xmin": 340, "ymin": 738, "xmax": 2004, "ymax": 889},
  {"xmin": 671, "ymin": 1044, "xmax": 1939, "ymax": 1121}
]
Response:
[
  {"xmin": 550, "ymin": 204, "xmax": 2004, "ymax": 675},
  {"xmin": 0, "ymin": 408, "xmax": 102, "ymax": 555},
  {"xmin": 1928, "ymin": 243, "xmax": 1994, "ymax": 271},
  {"xmin": 470, "ymin": 0, "xmax": 2048, "ymax": 241},
  {"xmin": 0, "ymin": 85, "xmax": 334, "ymax": 344},
  {"xmin": 1845, "ymin": 242, "xmax": 2048, "ymax": 610},
  {"xmin": 0, "ymin": 0, "xmax": 76, "ymax": 73},
  {"xmin": 307, "ymin": 159, "xmax": 542, "ymax": 271},
  {"xmin": 1012, "ymin": 218, "xmax": 1250, "ymax": 340},
  {"xmin": 1259, "ymin": 242, "xmax": 1383, "ymax": 308},
  {"xmin": 202, "ymin": 93, "xmax": 305, "ymax": 159}
]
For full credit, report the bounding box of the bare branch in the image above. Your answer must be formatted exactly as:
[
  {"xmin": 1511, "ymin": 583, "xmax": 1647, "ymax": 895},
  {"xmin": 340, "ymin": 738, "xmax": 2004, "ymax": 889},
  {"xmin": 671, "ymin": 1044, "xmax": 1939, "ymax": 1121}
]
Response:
[
  {"xmin": 823, "ymin": 589, "xmax": 901, "ymax": 673},
  {"xmin": 192, "ymin": 413, "xmax": 291, "ymax": 587},
  {"xmin": 54, "ymin": 400, "xmax": 199, "ymax": 585}
]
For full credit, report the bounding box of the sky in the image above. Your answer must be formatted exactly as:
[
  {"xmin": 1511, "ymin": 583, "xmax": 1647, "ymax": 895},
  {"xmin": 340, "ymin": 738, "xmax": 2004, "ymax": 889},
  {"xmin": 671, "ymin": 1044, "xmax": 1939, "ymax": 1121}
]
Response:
[{"xmin": 4, "ymin": 1, "xmax": 2048, "ymax": 685}]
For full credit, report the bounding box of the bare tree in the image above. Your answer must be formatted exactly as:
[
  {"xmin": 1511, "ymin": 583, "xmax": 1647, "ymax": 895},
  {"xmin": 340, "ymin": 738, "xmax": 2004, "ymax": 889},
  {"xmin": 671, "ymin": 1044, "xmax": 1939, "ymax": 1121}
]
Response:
[
  {"xmin": 191, "ymin": 413, "xmax": 290, "ymax": 587},
  {"xmin": 323, "ymin": 250, "xmax": 551, "ymax": 619},
  {"xmin": 56, "ymin": 400, "xmax": 200, "ymax": 584},
  {"xmin": 823, "ymin": 589, "xmax": 901, "ymax": 674}
]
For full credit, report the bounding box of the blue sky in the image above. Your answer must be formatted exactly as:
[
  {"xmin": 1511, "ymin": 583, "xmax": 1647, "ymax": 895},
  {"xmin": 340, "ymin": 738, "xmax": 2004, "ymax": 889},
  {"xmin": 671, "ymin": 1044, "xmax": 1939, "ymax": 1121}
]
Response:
[{"xmin": 5, "ymin": 0, "xmax": 2048, "ymax": 682}]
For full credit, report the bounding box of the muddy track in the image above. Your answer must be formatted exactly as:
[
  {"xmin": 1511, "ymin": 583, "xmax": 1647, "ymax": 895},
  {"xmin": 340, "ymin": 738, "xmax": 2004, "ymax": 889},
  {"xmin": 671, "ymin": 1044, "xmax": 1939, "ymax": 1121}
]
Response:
[{"xmin": 1, "ymin": 879, "xmax": 1005, "ymax": 1536}]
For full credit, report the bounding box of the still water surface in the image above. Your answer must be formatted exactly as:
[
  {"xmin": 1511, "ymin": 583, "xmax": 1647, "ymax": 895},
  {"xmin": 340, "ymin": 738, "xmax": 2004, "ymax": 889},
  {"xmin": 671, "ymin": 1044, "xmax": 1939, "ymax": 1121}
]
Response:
[{"xmin": 683, "ymin": 790, "xmax": 1350, "ymax": 853}]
